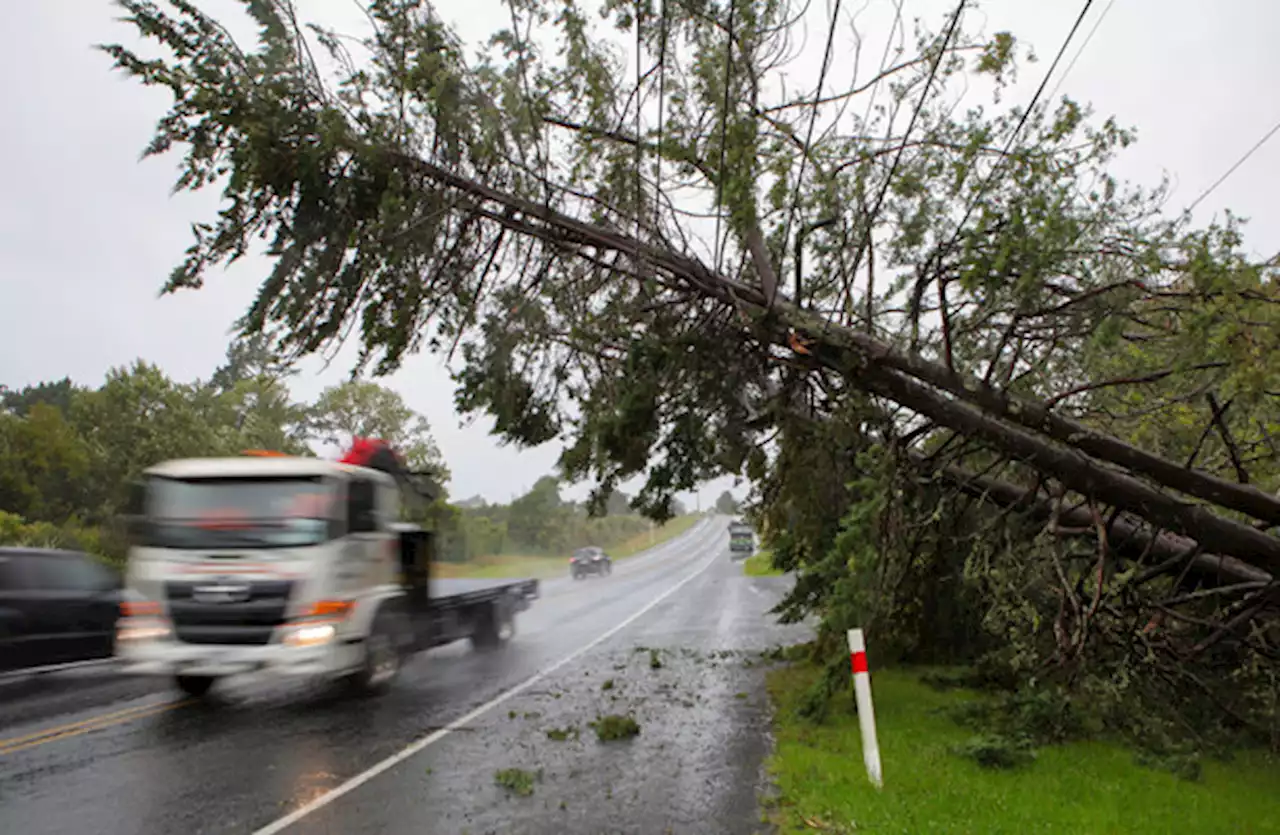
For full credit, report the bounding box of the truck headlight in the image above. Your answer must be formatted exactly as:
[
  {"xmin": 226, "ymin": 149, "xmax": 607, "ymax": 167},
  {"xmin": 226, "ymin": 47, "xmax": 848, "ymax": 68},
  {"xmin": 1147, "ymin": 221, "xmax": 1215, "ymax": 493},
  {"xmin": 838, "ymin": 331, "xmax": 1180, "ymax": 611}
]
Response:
[
  {"xmin": 284, "ymin": 621, "xmax": 337, "ymax": 648},
  {"xmin": 117, "ymin": 617, "xmax": 172, "ymax": 643}
]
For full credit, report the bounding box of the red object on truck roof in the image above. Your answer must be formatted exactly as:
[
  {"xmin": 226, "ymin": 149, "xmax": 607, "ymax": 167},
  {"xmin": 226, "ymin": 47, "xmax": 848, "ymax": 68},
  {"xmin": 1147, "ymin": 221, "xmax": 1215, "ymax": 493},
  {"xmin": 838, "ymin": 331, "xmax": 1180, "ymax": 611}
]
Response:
[{"xmin": 339, "ymin": 438, "xmax": 407, "ymax": 475}]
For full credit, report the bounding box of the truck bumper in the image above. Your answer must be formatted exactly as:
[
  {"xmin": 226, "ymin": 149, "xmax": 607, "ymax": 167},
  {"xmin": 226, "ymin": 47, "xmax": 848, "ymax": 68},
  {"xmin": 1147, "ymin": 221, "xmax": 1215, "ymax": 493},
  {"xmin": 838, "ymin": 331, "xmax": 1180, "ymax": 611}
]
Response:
[{"xmin": 116, "ymin": 632, "xmax": 361, "ymax": 679}]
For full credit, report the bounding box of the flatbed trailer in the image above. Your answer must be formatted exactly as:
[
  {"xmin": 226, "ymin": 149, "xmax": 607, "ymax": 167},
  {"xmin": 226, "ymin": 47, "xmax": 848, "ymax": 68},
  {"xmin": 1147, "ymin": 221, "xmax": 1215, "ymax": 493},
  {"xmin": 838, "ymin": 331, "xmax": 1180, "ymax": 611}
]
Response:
[
  {"xmin": 404, "ymin": 577, "xmax": 539, "ymax": 652},
  {"xmin": 394, "ymin": 526, "xmax": 539, "ymax": 653}
]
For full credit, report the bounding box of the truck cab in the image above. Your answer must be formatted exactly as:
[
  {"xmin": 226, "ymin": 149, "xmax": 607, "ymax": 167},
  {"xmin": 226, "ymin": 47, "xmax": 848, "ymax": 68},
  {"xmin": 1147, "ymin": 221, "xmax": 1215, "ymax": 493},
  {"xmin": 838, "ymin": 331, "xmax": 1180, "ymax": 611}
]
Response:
[{"xmin": 115, "ymin": 450, "xmax": 537, "ymax": 698}]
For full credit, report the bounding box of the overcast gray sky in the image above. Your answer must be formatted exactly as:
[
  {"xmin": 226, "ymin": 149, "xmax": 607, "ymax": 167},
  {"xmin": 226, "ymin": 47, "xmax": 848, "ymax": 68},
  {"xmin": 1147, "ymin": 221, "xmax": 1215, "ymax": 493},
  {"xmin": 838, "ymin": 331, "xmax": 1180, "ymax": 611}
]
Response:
[{"xmin": 2, "ymin": 0, "xmax": 1278, "ymax": 505}]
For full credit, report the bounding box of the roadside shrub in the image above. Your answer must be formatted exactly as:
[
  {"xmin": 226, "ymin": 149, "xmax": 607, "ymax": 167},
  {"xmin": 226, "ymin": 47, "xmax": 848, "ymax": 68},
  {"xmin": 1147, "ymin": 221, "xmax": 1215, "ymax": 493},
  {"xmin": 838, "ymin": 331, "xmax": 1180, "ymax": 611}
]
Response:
[
  {"xmin": 952, "ymin": 734, "xmax": 1036, "ymax": 770},
  {"xmin": 0, "ymin": 510, "xmax": 126, "ymax": 566}
]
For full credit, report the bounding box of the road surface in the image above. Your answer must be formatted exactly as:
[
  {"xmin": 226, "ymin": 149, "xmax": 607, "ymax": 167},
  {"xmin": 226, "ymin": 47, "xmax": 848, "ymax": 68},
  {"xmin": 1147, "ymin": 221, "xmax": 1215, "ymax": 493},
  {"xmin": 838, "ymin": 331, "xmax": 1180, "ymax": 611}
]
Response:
[{"xmin": 0, "ymin": 516, "xmax": 809, "ymax": 834}]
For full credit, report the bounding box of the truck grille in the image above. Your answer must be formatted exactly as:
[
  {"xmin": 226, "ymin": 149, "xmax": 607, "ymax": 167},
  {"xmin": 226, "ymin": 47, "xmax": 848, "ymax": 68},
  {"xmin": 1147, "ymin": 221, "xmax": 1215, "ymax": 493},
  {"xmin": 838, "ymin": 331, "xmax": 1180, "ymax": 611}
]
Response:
[{"xmin": 165, "ymin": 579, "xmax": 295, "ymax": 646}]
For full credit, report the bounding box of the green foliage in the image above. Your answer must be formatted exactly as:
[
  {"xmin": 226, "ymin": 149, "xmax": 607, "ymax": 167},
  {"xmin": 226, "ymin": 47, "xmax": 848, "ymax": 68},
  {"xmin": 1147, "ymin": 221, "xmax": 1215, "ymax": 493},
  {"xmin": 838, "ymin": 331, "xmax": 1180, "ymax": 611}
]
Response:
[
  {"xmin": 952, "ymin": 734, "xmax": 1037, "ymax": 770},
  {"xmin": 310, "ymin": 378, "xmax": 449, "ymax": 478},
  {"xmin": 544, "ymin": 725, "xmax": 580, "ymax": 741},
  {"xmin": 742, "ymin": 550, "xmax": 780, "ymax": 576},
  {"xmin": 951, "ymin": 687, "xmax": 1090, "ymax": 748},
  {"xmin": 590, "ymin": 714, "xmax": 641, "ymax": 741},
  {"xmin": 493, "ymin": 767, "xmax": 539, "ymax": 796},
  {"xmin": 713, "ymin": 490, "xmax": 739, "ymax": 514},
  {"xmin": 0, "ymin": 511, "xmax": 125, "ymax": 567},
  {"xmin": 71, "ymin": 361, "xmax": 237, "ymax": 516},
  {"xmin": 0, "ymin": 403, "xmax": 91, "ymax": 524},
  {"xmin": 1, "ymin": 378, "xmax": 83, "ymax": 417}
]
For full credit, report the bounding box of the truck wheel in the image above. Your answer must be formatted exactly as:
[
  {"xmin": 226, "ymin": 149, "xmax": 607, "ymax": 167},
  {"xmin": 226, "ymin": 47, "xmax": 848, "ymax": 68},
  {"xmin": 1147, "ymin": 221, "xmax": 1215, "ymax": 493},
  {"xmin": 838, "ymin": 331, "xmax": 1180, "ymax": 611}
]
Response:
[
  {"xmin": 470, "ymin": 600, "xmax": 515, "ymax": 652},
  {"xmin": 347, "ymin": 608, "xmax": 408, "ymax": 696},
  {"xmin": 175, "ymin": 674, "xmax": 217, "ymax": 698}
]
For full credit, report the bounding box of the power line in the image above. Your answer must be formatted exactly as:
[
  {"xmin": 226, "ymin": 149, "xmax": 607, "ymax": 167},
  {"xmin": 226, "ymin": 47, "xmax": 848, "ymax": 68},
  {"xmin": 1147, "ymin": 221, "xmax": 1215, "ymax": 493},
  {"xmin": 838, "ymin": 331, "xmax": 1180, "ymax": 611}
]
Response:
[
  {"xmin": 858, "ymin": 0, "xmax": 905, "ymax": 137},
  {"xmin": 778, "ymin": 0, "xmax": 848, "ymax": 277},
  {"xmin": 938, "ymin": 0, "xmax": 1096, "ymax": 264},
  {"xmin": 711, "ymin": 0, "xmax": 740, "ymax": 276},
  {"xmin": 654, "ymin": 0, "xmax": 669, "ymax": 239},
  {"xmin": 635, "ymin": 0, "xmax": 644, "ymax": 245},
  {"xmin": 1046, "ymin": 0, "xmax": 1117, "ymax": 103},
  {"xmin": 1186, "ymin": 117, "xmax": 1280, "ymax": 214},
  {"xmin": 854, "ymin": 1, "xmax": 967, "ymax": 275}
]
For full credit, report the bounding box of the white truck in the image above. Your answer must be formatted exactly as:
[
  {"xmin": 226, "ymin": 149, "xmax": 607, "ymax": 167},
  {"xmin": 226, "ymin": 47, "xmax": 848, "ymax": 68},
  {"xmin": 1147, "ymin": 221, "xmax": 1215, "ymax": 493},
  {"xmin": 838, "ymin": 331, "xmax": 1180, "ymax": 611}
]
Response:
[{"xmin": 114, "ymin": 441, "xmax": 538, "ymax": 697}]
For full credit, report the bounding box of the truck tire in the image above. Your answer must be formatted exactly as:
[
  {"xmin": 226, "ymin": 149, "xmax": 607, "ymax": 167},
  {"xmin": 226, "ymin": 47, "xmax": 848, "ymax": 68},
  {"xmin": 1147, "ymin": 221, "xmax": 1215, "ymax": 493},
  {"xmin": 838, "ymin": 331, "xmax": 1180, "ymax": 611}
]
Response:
[
  {"xmin": 470, "ymin": 599, "xmax": 515, "ymax": 652},
  {"xmin": 346, "ymin": 606, "xmax": 410, "ymax": 696},
  {"xmin": 175, "ymin": 674, "xmax": 217, "ymax": 697}
]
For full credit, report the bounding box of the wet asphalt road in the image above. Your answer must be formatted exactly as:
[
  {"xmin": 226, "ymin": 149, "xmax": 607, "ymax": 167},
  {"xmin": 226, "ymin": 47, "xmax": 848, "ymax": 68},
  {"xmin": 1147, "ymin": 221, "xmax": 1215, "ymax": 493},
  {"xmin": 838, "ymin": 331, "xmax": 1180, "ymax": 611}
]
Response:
[{"xmin": 0, "ymin": 516, "xmax": 810, "ymax": 834}]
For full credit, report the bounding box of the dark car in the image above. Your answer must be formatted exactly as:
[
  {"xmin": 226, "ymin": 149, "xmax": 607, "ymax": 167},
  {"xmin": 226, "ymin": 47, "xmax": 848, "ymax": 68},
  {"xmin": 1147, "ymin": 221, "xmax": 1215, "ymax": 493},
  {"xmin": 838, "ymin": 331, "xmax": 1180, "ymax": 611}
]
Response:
[
  {"xmin": 570, "ymin": 546, "xmax": 612, "ymax": 579},
  {"xmin": 0, "ymin": 547, "xmax": 123, "ymax": 674}
]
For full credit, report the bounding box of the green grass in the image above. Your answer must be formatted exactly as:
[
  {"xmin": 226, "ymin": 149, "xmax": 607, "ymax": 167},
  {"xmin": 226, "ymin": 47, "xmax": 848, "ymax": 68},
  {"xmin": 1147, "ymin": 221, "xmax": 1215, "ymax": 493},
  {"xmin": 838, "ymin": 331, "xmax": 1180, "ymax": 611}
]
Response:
[
  {"xmin": 743, "ymin": 549, "xmax": 781, "ymax": 576},
  {"xmin": 765, "ymin": 663, "xmax": 1280, "ymax": 835},
  {"xmin": 433, "ymin": 514, "xmax": 701, "ymax": 580}
]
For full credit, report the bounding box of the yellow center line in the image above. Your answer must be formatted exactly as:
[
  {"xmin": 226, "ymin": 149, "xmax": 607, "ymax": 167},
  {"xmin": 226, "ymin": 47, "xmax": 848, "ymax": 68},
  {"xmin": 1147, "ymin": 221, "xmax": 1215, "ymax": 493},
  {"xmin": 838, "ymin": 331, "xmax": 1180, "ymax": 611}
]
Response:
[
  {"xmin": 0, "ymin": 698, "xmax": 194, "ymax": 757},
  {"xmin": 0, "ymin": 699, "xmax": 170, "ymax": 748}
]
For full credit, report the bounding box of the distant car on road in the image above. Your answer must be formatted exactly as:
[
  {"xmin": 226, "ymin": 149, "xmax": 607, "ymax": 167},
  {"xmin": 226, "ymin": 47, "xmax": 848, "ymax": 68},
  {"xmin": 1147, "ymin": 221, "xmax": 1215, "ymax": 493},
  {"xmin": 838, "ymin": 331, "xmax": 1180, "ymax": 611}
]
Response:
[
  {"xmin": 570, "ymin": 546, "xmax": 612, "ymax": 579},
  {"xmin": 0, "ymin": 547, "xmax": 123, "ymax": 674},
  {"xmin": 728, "ymin": 519, "xmax": 755, "ymax": 559}
]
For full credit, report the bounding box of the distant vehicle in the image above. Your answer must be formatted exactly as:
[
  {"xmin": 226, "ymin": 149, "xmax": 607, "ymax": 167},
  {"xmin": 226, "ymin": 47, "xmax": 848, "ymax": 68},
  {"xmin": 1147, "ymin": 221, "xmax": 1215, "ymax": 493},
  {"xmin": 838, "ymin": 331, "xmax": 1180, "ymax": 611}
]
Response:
[
  {"xmin": 570, "ymin": 546, "xmax": 612, "ymax": 579},
  {"xmin": 728, "ymin": 520, "xmax": 755, "ymax": 559},
  {"xmin": 113, "ymin": 440, "xmax": 539, "ymax": 699},
  {"xmin": 0, "ymin": 547, "xmax": 123, "ymax": 674}
]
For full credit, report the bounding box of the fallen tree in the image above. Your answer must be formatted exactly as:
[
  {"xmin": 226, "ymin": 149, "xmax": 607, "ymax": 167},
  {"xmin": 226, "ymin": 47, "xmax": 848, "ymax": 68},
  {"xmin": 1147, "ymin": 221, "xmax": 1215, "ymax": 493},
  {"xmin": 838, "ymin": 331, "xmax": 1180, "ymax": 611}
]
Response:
[{"xmin": 101, "ymin": 0, "xmax": 1280, "ymax": 751}]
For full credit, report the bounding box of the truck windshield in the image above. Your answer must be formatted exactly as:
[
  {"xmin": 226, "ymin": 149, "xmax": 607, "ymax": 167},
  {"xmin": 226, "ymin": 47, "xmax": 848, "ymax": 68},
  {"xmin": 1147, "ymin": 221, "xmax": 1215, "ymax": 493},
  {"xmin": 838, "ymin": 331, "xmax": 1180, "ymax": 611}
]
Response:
[{"xmin": 145, "ymin": 476, "xmax": 337, "ymax": 550}]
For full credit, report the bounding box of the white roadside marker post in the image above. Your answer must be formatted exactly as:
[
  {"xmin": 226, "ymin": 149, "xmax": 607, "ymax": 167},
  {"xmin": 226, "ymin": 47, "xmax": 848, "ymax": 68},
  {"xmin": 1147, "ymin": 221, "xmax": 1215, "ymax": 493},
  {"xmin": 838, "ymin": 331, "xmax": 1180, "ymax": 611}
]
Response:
[{"xmin": 847, "ymin": 628, "xmax": 883, "ymax": 788}]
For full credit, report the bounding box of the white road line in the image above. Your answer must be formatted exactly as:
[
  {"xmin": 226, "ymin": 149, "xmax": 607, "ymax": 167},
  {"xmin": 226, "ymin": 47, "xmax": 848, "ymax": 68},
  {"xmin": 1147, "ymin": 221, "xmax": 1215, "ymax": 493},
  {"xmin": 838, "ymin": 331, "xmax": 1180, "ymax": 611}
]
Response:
[
  {"xmin": 0, "ymin": 657, "xmax": 118, "ymax": 685},
  {"xmin": 252, "ymin": 541, "xmax": 722, "ymax": 835}
]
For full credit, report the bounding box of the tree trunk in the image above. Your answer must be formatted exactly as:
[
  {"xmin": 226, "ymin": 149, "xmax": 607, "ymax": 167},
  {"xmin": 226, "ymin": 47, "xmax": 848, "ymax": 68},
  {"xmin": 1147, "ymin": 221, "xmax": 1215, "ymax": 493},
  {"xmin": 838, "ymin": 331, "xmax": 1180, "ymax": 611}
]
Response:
[
  {"xmin": 786, "ymin": 311, "xmax": 1280, "ymax": 527},
  {"xmin": 926, "ymin": 460, "xmax": 1271, "ymax": 586},
  {"xmin": 847, "ymin": 358, "xmax": 1280, "ymax": 575}
]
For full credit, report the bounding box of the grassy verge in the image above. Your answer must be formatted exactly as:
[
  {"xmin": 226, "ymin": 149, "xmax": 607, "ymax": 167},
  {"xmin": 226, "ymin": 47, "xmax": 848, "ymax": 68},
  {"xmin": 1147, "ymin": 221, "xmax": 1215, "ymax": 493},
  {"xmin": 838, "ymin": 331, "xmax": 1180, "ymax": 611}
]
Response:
[
  {"xmin": 742, "ymin": 549, "xmax": 781, "ymax": 576},
  {"xmin": 765, "ymin": 663, "xmax": 1280, "ymax": 835},
  {"xmin": 433, "ymin": 514, "xmax": 702, "ymax": 580}
]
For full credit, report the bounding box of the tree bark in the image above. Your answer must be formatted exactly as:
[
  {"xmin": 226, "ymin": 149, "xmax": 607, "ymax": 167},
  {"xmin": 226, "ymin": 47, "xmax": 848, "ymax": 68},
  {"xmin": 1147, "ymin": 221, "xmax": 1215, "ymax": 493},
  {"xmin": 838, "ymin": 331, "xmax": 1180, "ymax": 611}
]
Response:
[
  {"xmin": 926, "ymin": 460, "xmax": 1271, "ymax": 585},
  {"xmin": 844, "ymin": 356, "xmax": 1280, "ymax": 575},
  {"xmin": 788, "ymin": 312, "xmax": 1280, "ymax": 527}
]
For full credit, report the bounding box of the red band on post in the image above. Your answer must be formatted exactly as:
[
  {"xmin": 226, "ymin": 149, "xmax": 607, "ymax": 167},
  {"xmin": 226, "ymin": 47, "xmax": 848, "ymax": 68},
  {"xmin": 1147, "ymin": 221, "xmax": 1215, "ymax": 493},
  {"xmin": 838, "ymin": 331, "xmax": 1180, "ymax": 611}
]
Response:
[{"xmin": 850, "ymin": 650, "xmax": 868, "ymax": 674}]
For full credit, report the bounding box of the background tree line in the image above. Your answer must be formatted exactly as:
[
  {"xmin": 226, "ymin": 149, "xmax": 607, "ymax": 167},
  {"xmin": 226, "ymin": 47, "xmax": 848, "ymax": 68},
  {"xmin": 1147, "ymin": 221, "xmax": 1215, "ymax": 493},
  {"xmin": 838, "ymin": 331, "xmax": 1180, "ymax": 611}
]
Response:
[
  {"xmin": 434, "ymin": 475, "xmax": 688, "ymax": 562},
  {"xmin": 0, "ymin": 336, "xmax": 679, "ymax": 564}
]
